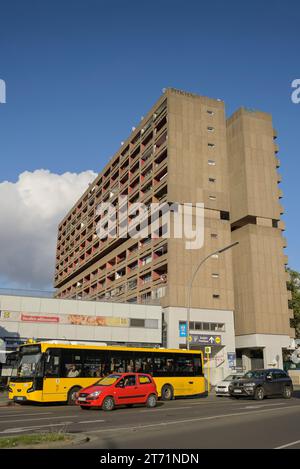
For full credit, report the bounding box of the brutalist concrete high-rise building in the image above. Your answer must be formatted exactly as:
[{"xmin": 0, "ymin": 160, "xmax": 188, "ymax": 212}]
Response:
[{"xmin": 54, "ymin": 88, "xmax": 294, "ymax": 372}]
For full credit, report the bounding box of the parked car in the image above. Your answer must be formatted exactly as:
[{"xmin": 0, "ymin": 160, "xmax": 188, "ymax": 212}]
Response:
[
  {"xmin": 228, "ymin": 369, "xmax": 293, "ymax": 400},
  {"xmin": 76, "ymin": 372, "xmax": 158, "ymax": 411},
  {"xmin": 215, "ymin": 374, "xmax": 244, "ymax": 396}
]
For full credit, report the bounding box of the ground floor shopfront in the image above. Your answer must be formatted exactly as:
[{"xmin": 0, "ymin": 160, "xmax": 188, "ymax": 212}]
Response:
[
  {"xmin": 1, "ymin": 293, "xmax": 297, "ymax": 387},
  {"xmin": 163, "ymin": 307, "xmax": 236, "ymax": 385}
]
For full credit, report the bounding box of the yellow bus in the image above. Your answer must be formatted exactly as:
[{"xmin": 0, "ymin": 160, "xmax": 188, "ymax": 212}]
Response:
[{"xmin": 8, "ymin": 341, "xmax": 205, "ymax": 404}]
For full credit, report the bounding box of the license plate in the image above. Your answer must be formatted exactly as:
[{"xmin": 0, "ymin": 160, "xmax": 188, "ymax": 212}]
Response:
[
  {"xmin": 78, "ymin": 397, "xmax": 86, "ymax": 401},
  {"xmin": 234, "ymin": 389, "xmax": 242, "ymax": 393},
  {"xmin": 15, "ymin": 396, "xmax": 25, "ymax": 401}
]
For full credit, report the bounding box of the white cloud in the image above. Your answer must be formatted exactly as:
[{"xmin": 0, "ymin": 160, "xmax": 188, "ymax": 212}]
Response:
[{"xmin": 0, "ymin": 169, "xmax": 97, "ymax": 290}]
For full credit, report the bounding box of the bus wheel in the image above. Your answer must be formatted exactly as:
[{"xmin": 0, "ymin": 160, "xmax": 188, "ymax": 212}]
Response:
[
  {"xmin": 67, "ymin": 386, "xmax": 81, "ymax": 405},
  {"xmin": 161, "ymin": 384, "xmax": 173, "ymax": 401}
]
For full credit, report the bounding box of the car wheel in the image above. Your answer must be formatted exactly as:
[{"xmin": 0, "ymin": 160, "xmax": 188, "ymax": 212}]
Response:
[
  {"xmin": 67, "ymin": 386, "xmax": 81, "ymax": 405},
  {"xmin": 161, "ymin": 384, "xmax": 173, "ymax": 401},
  {"xmin": 80, "ymin": 405, "xmax": 91, "ymax": 410},
  {"xmin": 146, "ymin": 394, "xmax": 157, "ymax": 408},
  {"xmin": 254, "ymin": 387, "xmax": 264, "ymax": 401},
  {"xmin": 283, "ymin": 386, "xmax": 292, "ymax": 399},
  {"xmin": 102, "ymin": 396, "xmax": 115, "ymax": 411}
]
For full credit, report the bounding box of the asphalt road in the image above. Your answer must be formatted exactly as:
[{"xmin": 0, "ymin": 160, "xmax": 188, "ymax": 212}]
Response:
[{"xmin": 1, "ymin": 392, "xmax": 300, "ymax": 449}]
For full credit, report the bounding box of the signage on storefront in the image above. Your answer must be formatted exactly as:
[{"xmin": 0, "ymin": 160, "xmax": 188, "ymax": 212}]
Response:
[
  {"xmin": 190, "ymin": 334, "xmax": 222, "ymax": 346},
  {"xmin": 179, "ymin": 322, "xmax": 187, "ymax": 337},
  {"xmin": 1, "ymin": 310, "xmax": 130, "ymax": 327},
  {"xmin": 227, "ymin": 352, "xmax": 236, "ymax": 368}
]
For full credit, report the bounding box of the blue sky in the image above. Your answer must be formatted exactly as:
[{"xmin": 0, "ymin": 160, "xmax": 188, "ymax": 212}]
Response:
[{"xmin": 0, "ymin": 0, "xmax": 300, "ymax": 279}]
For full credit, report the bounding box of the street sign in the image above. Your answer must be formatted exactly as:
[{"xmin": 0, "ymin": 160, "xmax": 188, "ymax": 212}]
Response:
[
  {"xmin": 205, "ymin": 346, "xmax": 211, "ymax": 354},
  {"xmin": 190, "ymin": 334, "xmax": 222, "ymax": 346}
]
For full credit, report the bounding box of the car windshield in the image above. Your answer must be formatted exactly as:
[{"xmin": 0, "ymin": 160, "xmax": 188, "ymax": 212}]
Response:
[
  {"xmin": 95, "ymin": 374, "xmax": 121, "ymax": 386},
  {"xmin": 243, "ymin": 370, "xmax": 266, "ymax": 379},
  {"xmin": 224, "ymin": 375, "xmax": 241, "ymax": 381}
]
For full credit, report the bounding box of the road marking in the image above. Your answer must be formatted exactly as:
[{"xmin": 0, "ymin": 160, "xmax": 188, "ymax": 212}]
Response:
[
  {"xmin": 242, "ymin": 403, "xmax": 289, "ymax": 409},
  {"xmin": 275, "ymin": 439, "xmax": 300, "ymax": 449},
  {"xmin": 139, "ymin": 406, "xmax": 191, "ymax": 413},
  {"xmin": 87, "ymin": 404, "xmax": 300, "ymax": 435},
  {"xmin": 78, "ymin": 419, "xmax": 105, "ymax": 424},
  {"xmin": 0, "ymin": 422, "xmax": 73, "ymax": 434},
  {"xmin": 0, "ymin": 415, "xmax": 72, "ymax": 424},
  {"xmin": 0, "ymin": 412, "xmax": 52, "ymax": 418}
]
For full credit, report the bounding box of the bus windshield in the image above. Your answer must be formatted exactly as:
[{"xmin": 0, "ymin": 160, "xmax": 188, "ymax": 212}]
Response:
[{"xmin": 11, "ymin": 352, "xmax": 43, "ymax": 381}]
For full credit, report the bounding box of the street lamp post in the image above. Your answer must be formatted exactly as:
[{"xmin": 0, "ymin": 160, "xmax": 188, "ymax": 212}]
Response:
[{"xmin": 186, "ymin": 241, "xmax": 239, "ymax": 350}]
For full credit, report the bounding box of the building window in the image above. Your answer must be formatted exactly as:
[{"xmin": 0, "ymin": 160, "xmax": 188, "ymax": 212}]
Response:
[
  {"xmin": 213, "ymin": 294, "xmax": 220, "ymax": 299},
  {"xmin": 145, "ymin": 319, "xmax": 159, "ymax": 329},
  {"xmin": 209, "ymin": 177, "xmax": 216, "ymax": 183},
  {"xmin": 130, "ymin": 318, "xmax": 145, "ymax": 327},
  {"xmin": 212, "ymin": 273, "xmax": 219, "ymax": 278},
  {"xmin": 207, "ymin": 127, "xmax": 215, "ymax": 132},
  {"xmin": 211, "ymin": 233, "xmax": 218, "ymax": 239},
  {"xmin": 127, "ymin": 297, "xmax": 137, "ymax": 304},
  {"xmin": 208, "ymin": 143, "xmax": 215, "ymax": 148},
  {"xmin": 209, "ymin": 195, "xmax": 216, "ymax": 200},
  {"xmin": 207, "ymin": 110, "xmax": 214, "ymax": 115},
  {"xmin": 208, "ymin": 160, "xmax": 216, "ymax": 166},
  {"xmin": 220, "ymin": 211, "xmax": 230, "ymax": 220},
  {"xmin": 211, "ymin": 323, "xmax": 225, "ymax": 332}
]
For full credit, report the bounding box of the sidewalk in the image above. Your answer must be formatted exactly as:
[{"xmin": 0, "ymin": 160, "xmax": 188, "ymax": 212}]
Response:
[{"xmin": 0, "ymin": 391, "xmax": 14, "ymax": 407}]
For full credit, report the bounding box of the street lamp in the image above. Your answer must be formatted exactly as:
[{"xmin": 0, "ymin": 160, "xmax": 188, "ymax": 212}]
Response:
[{"xmin": 186, "ymin": 241, "xmax": 239, "ymax": 349}]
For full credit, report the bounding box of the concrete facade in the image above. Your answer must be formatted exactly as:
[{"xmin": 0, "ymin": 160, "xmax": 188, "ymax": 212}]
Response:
[{"xmin": 52, "ymin": 88, "xmax": 294, "ymax": 374}]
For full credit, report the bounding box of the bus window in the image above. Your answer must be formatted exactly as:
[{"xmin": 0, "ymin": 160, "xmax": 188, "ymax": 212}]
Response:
[
  {"xmin": 193, "ymin": 357, "xmax": 202, "ymax": 376},
  {"xmin": 61, "ymin": 349, "xmax": 83, "ymax": 378},
  {"xmin": 44, "ymin": 349, "xmax": 60, "ymax": 378},
  {"xmin": 110, "ymin": 355, "xmax": 126, "ymax": 373},
  {"xmin": 174, "ymin": 356, "xmax": 194, "ymax": 376},
  {"xmin": 133, "ymin": 355, "xmax": 153, "ymax": 373},
  {"xmin": 110, "ymin": 352, "xmax": 139, "ymax": 374},
  {"xmin": 153, "ymin": 355, "xmax": 175, "ymax": 376},
  {"xmin": 82, "ymin": 350, "xmax": 109, "ymax": 377}
]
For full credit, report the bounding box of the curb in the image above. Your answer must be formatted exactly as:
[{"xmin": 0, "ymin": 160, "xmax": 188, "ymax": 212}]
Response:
[
  {"xmin": 0, "ymin": 401, "xmax": 15, "ymax": 407},
  {"xmin": 8, "ymin": 432, "xmax": 92, "ymax": 449}
]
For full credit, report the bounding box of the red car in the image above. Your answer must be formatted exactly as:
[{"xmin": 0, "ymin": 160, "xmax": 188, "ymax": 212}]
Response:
[{"xmin": 76, "ymin": 372, "xmax": 158, "ymax": 411}]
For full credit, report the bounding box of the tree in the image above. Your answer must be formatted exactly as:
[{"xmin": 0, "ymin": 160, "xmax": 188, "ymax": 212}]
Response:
[{"xmin": 287, "ymin": 268, "xmax": 300, "ymax": 338}]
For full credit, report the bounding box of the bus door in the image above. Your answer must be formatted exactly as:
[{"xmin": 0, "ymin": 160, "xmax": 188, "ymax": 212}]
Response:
[{"xmin": 43, "ymin": 348, "xmax": 65, "ymax": 401}]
